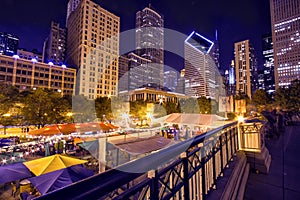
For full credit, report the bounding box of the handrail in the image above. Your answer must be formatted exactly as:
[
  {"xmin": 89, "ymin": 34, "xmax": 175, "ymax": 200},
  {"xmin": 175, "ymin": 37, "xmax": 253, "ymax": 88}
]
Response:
[{"xmin": 36, "ymin": 121, "xmax": 238, "ymax": 200}]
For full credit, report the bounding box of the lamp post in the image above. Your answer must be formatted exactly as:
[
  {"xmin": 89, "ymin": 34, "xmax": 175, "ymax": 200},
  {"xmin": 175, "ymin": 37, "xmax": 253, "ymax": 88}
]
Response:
[
  {"xmin": 2, "ymin": 113, "xmax": 11, "ymax": 135},
  {"xmin": 159, "ymin": 98, "xmax": 164, "ymax": 104},
  {"xmin": 66, "ymin": 112, "xmax": 73, "ymax": 123}
]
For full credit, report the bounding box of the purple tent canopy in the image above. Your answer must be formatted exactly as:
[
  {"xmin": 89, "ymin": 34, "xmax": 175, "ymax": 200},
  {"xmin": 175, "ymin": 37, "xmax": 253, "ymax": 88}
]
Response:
[
  {"xmin": 0, "ymin": 138, "xmax": 13, "ymax": 147},
  {"xmin": 28, "ymin": 165, "xmax": 94, "ymax": 195},
  {"xmin": 0, "ymin": 162, "xmax": 32, "ymax": 184}
]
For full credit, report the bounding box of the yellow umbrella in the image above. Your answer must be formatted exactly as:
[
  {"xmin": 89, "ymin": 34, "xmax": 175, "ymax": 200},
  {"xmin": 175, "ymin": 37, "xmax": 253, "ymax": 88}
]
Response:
[{"xmin": 23, "ymin": 154, "xmax": 87, "ymax": 176}]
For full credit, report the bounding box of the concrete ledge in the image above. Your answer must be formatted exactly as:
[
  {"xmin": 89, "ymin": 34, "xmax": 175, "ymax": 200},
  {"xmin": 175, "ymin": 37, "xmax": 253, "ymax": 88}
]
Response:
[
  {"xmin": 220, "ymin": 152, "xmax": 249, "ymax": 200},
  {"xmin": 236, "ymin": 163, "xmax": 250, "ymax": 200},
  {"xmin": 245, "ymin": 146, "xmax": 271, "ymax": 174}
]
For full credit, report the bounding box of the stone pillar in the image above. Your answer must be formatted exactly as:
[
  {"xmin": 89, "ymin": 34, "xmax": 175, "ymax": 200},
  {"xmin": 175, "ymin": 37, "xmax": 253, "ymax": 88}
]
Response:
[
  {"xmin": 239, "ymin": 121, "xmax": 271, "ymax": 173},
  {"xmin": 98, "ymin": 137, "xmax": 106, "ymax": 173}
]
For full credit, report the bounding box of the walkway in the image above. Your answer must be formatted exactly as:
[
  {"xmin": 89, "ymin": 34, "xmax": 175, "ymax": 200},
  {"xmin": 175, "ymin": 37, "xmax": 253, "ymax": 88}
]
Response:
[{"xmin": 244, "ymin": 124, "xmax": 300, "ymax": 200}]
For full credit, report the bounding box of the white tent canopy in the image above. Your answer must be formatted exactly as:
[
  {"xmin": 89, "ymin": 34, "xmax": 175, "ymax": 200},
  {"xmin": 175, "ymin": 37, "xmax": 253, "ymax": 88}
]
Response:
[{"xmin": 164, "ymin": 113, "xmax": 227, "ymax": 127}]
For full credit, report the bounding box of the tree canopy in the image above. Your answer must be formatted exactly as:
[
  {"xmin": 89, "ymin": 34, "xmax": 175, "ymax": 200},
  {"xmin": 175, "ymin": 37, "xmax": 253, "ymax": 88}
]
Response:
[
  {"xmin": 22, "ymin": 88, "xmax": 71, "ymax": 127},
  {"xmin": 275, "ymin": 79, "xmax": 300, "ymax": 111}
]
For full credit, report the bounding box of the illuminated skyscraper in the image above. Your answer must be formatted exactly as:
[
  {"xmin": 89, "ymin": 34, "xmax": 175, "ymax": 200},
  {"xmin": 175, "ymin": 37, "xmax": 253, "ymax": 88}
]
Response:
[
  {"xmin": 176, "ymin": 69, "xmax": 185, "ymax": 94},
  {"xmin": 66, "ymin": 0, "xmax": 120, "ymax": 99},
  {"xmin": 262, "ymin": 33, "xmax": 275, "ymax": 95},
  {"xmin": 43, "ymin": 21, "xmax": 67, "ymax": 65},
  {"xmin": 213, "ymin": 30, "xmax": 220, "ymax": 70},
  {"xmin": 184, "ymin": 31, "xmax": 217, "ymax": 99},
  {"xmin": 234, "ymin": 40, "xmax": 258, "ymax": 99},
  {"xmin": 224, "ymin": 60, "xmax": 236, "ymax": 96},
  {"xmin": 258, "ymin": 70, "xmax": 265, "ymax": 90},
  {"xmin": 0, "ymin": 32, "xmax": 19, "ymax": 56},
  {"xmin": 164, "ymin": 70, "xmax": 178, "ymax": 92},
  {"xmin": 118, "ymin": 52, "xmax": 152, "ymax": 92},
  {"xmin": 270, "ymin": 0, "xmax": 300, "ymax": 88},
  {"xmin": 66, "ymin": 0, "xmax": 81, "ymax": 25},
  {"xmin": 136, "ymin": 5, "xmax": 164, "ymax": 86}
]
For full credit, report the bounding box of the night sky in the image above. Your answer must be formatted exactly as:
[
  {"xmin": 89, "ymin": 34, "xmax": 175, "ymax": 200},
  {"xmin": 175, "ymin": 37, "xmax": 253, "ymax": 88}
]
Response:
[{"xmin": 0, "ymin": 0, "xmax": 271, "ymax": 71}]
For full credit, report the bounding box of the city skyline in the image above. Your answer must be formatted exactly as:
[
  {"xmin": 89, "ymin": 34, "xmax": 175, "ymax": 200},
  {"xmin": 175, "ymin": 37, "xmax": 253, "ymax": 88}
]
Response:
[{"xmin": 0, "ymin": 0, "xmax": 271, "ymax": 71}]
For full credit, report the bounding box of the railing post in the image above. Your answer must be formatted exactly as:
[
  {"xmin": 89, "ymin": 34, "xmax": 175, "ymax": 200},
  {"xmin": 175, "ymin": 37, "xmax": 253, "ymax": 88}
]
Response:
[
  {"xmin": 235, "ymin": 126, "xmax": 239, "ymax": 150},
  {"xmin": 212, "ymin": 147, "xmax": 216, "ymax": 188},
  {"xmin": 201, "ymin": 156, "xmax": 206, "ymax": 200},
  {"xmin": 233, "ymin": 127, "xmax": 237, "ymax": 153},
  {"xmin": 116, "ymin": 148, "xmax": 119, "ymax": 166},
  {"xmin": 219, "ymin": 135, "xmax": 224, "ymax": 174},
  {"xmin": 230, "ymin": 129, "xmax": 233, "ymax": 159},
  {"xmin": 225, "ymin": 131, "xmax": 229, "ymax": 166},
  {"xmin": 181, "ymin": 152, "xmax": 190, "ymax": 200},
  {"xmin": 148, "ymin": 170, "xmax": 159, "ymax": 200}
]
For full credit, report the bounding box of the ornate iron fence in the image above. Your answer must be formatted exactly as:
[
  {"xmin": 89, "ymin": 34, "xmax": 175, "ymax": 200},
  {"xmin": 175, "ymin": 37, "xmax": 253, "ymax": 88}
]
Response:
[{"xmin": 36, "ymin": 121, "xmax": 238, "ymax": 200}]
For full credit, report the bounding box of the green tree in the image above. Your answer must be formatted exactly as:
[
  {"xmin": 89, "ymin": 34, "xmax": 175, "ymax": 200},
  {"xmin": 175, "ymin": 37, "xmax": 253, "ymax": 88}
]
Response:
[
  {"xmin": 288, "ymin": 79, "xmax": 300, "ymax": 111},
  {"xmin": 275, "ymin": 79, "xmax": 300, "ymax": 111},
  {"xmin": 197, "ymin": 96, "xmax": 212, "ymax": 114},
  {"xmin": 153, "ymin": 103, "xmax": 166, "ymax": 118},
  {"xmin": 95, "ymin": 97, "xmax": 112, "ymax": 121},
  {"xmin": 0, "ymin": 84, "xmax": 19, "ymax": 101},
  {"xmin": 22, "ymin": 88, "xmax": 71, "ymax": 128},
  {"xmin": 0, "ymin": 94, "xmax": 12, "ymax": 134},
  {"xmin": 164, "ymin": 101, "xmax": 180, "ymax": 115},
  {"xmin": 130, "ymin": 100, "xmax": 147, "ymax": 125},
  {"xmin": 252, "ymin": 89, "xmax": 269, "ymax": 106},
  {"xmin": 179, "ymin": 98, "xmax": 199, "ymax": 113},
  {"xmin": 72, "ymin": 95, "xmax": 97, "ymax": 123}
]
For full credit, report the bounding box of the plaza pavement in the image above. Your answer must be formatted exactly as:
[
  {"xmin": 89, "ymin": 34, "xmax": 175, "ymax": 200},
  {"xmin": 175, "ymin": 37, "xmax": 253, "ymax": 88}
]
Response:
[{"xmin": 244, "ymin": 124, "xmax": 300, "ymax": 200}]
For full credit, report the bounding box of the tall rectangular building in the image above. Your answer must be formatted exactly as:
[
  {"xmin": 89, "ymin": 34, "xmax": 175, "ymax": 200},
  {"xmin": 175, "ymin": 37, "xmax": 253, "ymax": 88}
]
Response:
[
  {"xmin": 262, "ymin": 34, "xmax": 275, "ymax": 95},
  {"xmin": 17, "ymin": 49, "xmax": 43, "ymax": 62},
  {"xmin": 118, "ymin": 52, "xmax": 152, "ymax": 92},
  {"xmin": 176, "ymin": 69, "xmax": 185, "ymax": 94},
  {"xmin": 224, "ymin": 60, "xmax": 236, "ymax": 96},
  {"xmin": 0, "ymin": 32, "xmax": 19, "ymax": 56},
  {"xmin": 270, "ymin": 0, "xmax": 300, "ymax": 88},
  {"xmin": 43, "ymin": 21, "xmax": 67, "ymax": 65},
  {"xmin": 234, "ymin": 40, "xmax": 258, "ymax": 99},
  {"xmin": 164, "ymin": 70, "xmax": 178, "ymax": 92},
  {"xmin": 66, "ymin": 0, "xmax": 120, "ymax": 99},
  {"xmin": 184, "ymin": 31, "xmax": 217, "ymax": 99},
  {"xmin": 66, "ymin": 0, "xmax": 81, "ymax": 25},
  {"xmin": 0, "ymin": 54, "xmax": 76, "ymax": 96},
  {"xmin": 136, "ymin": 5, "xmax": 164, "ymax": 87}
]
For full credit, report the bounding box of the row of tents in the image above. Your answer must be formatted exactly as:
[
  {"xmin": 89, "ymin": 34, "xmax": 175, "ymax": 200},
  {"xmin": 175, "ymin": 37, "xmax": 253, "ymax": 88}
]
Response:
[{"xmin": 28, "ymin": 122, "xmax": 119, "ymax": 136}]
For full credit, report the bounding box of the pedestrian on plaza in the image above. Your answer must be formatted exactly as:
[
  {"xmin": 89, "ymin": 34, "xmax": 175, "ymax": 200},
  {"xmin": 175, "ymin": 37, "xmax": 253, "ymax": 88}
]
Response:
[{"xmin": 11, "ymin": 181, "xmax": 17, "ymax": 197}]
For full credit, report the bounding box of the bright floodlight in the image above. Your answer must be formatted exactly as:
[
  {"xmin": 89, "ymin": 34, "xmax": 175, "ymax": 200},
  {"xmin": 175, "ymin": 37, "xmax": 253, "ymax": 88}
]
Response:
[
  {"xmin": 13, "ymin": 55, "xmax": 20, "ymax": 59},
  {"xmin": 238, "ymin": 115, "xmax": 244, "ymax": 123},
  {"xmin": 122, "ymin": 112, "xmax": 129, "ymax": 119},
  {"xmin": 48, "ymin": 62, "xmax": 54, "ymax": 66},
  {"xmin": 3, "ymin": 113, "xmax": 11, "ymax": 117},
  {"xmin": 31, "ymin": 58, "xmax": 38, "ymax": 62},
  {"xmin": 62, "ymin": 64, "xmax": 67, "ymax": 68}
]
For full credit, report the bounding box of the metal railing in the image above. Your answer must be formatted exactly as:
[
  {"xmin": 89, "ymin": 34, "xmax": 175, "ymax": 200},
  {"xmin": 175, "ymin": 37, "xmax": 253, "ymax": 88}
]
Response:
[{"xmin": 36, "ymin": 121, "xmax": 238, "ymax": 200}]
